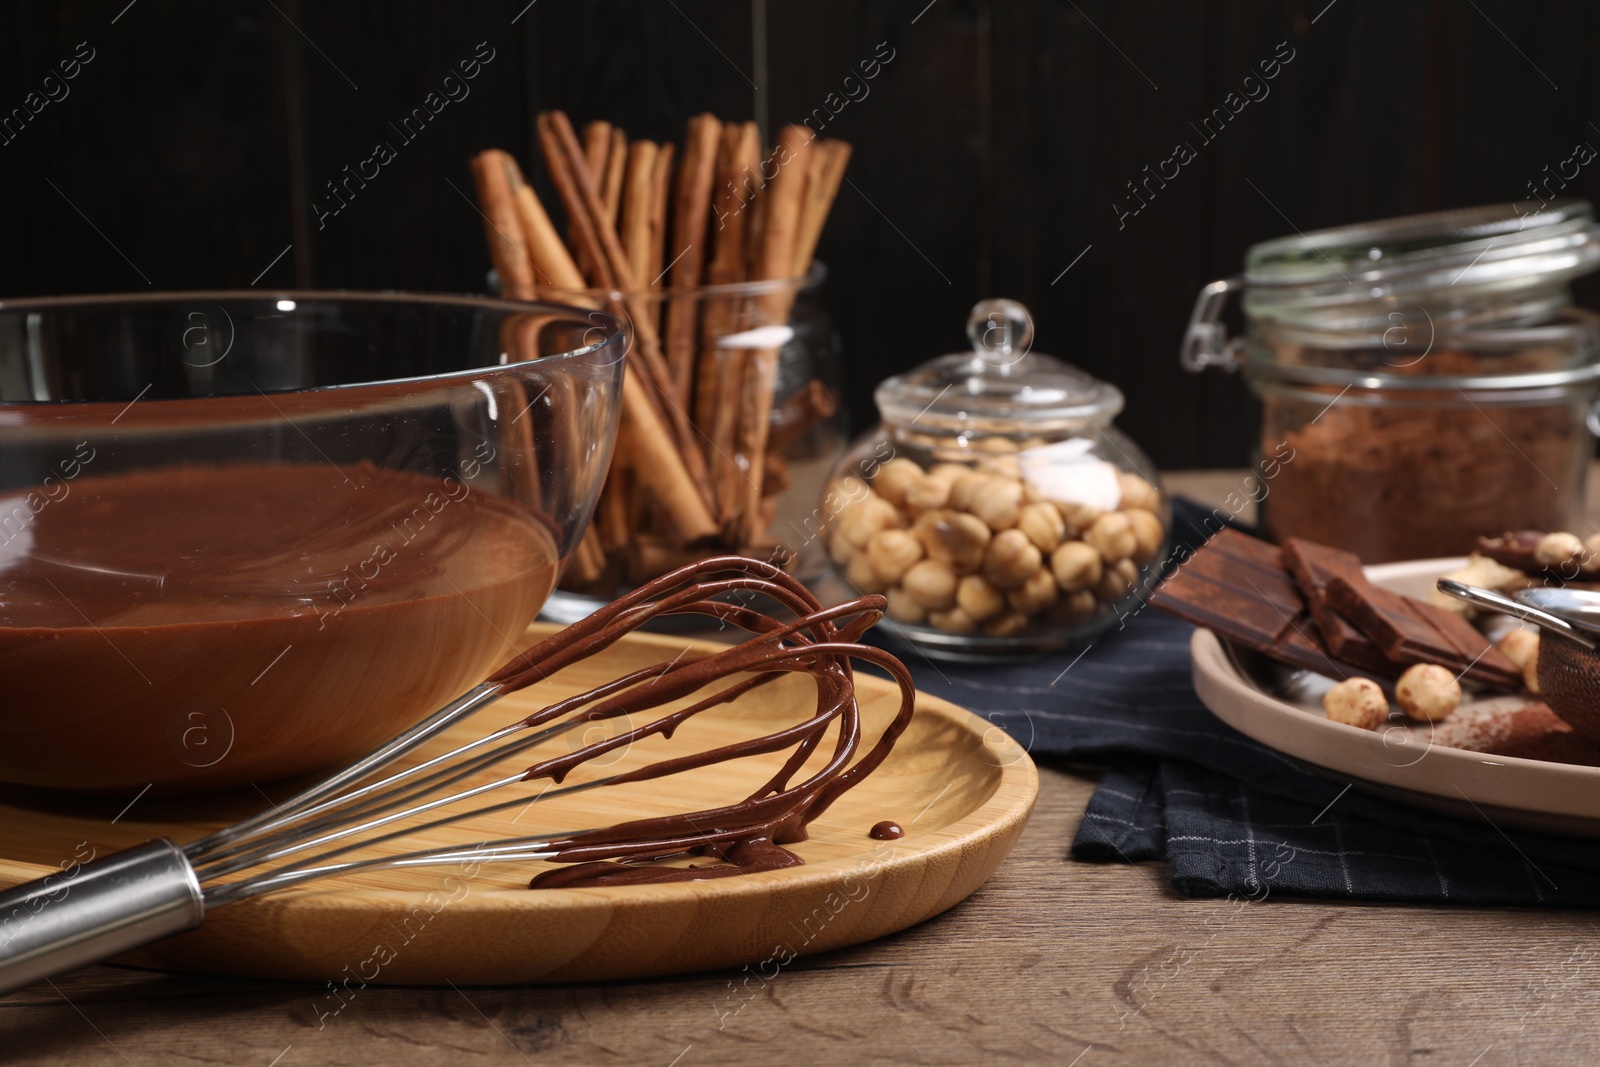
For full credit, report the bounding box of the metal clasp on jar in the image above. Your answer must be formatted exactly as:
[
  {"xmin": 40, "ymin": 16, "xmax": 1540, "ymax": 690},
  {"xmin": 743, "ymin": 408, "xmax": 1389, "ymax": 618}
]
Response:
[{"xmin": 1179, "ymin": 276, "xmax": 1246, "ymax": 373}]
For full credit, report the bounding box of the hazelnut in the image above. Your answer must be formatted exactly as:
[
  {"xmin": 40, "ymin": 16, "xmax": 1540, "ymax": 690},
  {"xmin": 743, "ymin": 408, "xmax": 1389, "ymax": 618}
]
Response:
[
  {"xmin": 1007, "ymin": 566, "xmax": 1059, "ymax": 616},
  {"xmin": 1394, "ymin": 663, "xmax": 1461, "ymax": 721},
  {"xmin": 976, "ymin": 455, "xmax": 1022, "ymax": 480},
  {"xmin": 983, "ymin": 528, "xmax": 1043, "ymax": 590},
  {"xmin": 1323, "ymin": 677, "xmax": 1388, "ymax": 730},
  {"xmin": 904, "ymin": 474, "xmax": 953, "ymax": 515},
  {"xmin": 1017, "ymin": 502, "xmax": 1067, "ymax": 554},
  {"xmin": 1117, "ymin": 471, "xmax": 1162, "ymax": 513},
  {"xmin": 1534, "ymin": 531, "xmax": 1585, "ymax": 568},
  {"xmin": 955, "ymin": 574, "xmax": 1006, "ymax": 622},
  {"xmin": 1056, "ymin": 501, "xmax": 1103, "ymax": 531},
  {"xmin": 1056, "ymin": 588, "xmax": 1099, "ymax": 621},
  {"xmin": 838, "ymin": 495, "xmax": 901, "ymax": 549},
  {"xmin": 1524, "ymin": 639, "xmax": 1541, "ymax": 695},
  {"xmin": 969, "ymin": 478, "xmax": 1024, "ymax": 531},
  {"xmin": 948, "ymin": 471, "xmax": 993, "ymax": 512},
  {"xmin": 1497, "ymin": 627, "xmax": 1539, "ymax": 672},
  {"xmin": 973, "ymin": 436, "xmax": 1019, "ymax": 453},
  {"xmin": 866, "ymin": 529, "xmax": 924, "ymax": 585},
  {"xmin": 1096, "ymin": 557, "xmax": 1139, "ymax": 604},
  {"xmin": 902, "ymin": 559, "xmax": 958, "ymax": 611},
  {"xmin": 831, "ymin": 475, "xmax": 870, "ymax": 507},
  {"xmin": 928, "ymin": 606, "xmax": 977, "ymax": 635},
  {"xmin": 984, "ymin": 611, "xmax": 1030, "ymax": 638},
  {"xmin": 1085, "ymin": 512, "xmax": 1137, "ymax": 564},
  {"xmin": 885, "ymin": 586, "xmax": 928, "ymax": 625},
  {"xmin": 924, "ymin": 463, "xmax": 969, "ymax": 486},
  {"xmin": 1050, "ymin": 541, "xmax": 1103, "ymax": 592},
  {"xmin": 1584, "ymin": 534, "xmax": 1600, "ymax": 577},
  {"xmin": 871, "ymin": 458, "xmax": 924, "ymax": 508},
  {"xmin": 914, "ymin": 510, "xmax": 991, "ymax": 572},
  {"xmin": 845, "ymin": 552, "xmax": 889, "ymax": 594},
  {"xmin": 827, "ymin": 531, "xmax": 856, "ymax": 567},
  {"xmin": 1123, "ymin": 508, "xmax": 1165, "ymax": 564}
]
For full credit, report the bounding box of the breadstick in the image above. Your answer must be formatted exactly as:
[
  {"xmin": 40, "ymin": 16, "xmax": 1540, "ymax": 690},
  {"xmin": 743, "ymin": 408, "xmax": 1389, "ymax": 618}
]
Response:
[
  {"xmin": 469, "ymin": 150, "xmax": 535, "ymax": 298},
  {"xmin": 647, "ymin": 143, "xmax": 674, "ymax": 290},
  {"xmin": 663, "ymin": 114, "xmax": 721, "ymax": 405},
  {"xmin": 601, "ymin": 127, "xmax": 627, "ymax": 226},
  {"xmin": 621, "ymin": 140, "xmax": 659, "ymax": 289},
  {"xmin": 728, "ymin": 125, "xmax": 813, "ymax": 544}
]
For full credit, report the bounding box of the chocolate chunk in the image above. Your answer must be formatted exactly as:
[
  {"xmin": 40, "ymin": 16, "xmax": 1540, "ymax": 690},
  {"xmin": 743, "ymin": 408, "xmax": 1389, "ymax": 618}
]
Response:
[
  {"xmin": 1184, "ymin": 539, "xmax": 1300, "ymax": 616},
  {"xmin": 1475, "ymin": 531, "xmax": 1545, "ymax": 573},
  {"xmin": 1281, "ymin": 538, "xmax": 1395, "ymax": 675},
  {"xmin": 1151, "ymin": 529, "xmax": 1370, "ymax": 679},
  {"xmin": 1272, "ymin": 615, "xmax": 1361, "ymax": 678},
  {"xmin": 1150, "ymin": 563, "xmax": 1298, "ymax": 653},
  {"xmin": 1206, "ymin": 527, "xmax": 1290, "ymax": 574},
  {"xmin": 1325, "ymin": 573, "xmax": 1522, "ymax": 690}
]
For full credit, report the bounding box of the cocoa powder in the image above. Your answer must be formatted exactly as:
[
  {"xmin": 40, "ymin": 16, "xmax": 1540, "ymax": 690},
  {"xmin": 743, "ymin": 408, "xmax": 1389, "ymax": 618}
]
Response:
[{"xmin": 1262, "ymin": 394, "xmax": 1586, "ymax": 564}]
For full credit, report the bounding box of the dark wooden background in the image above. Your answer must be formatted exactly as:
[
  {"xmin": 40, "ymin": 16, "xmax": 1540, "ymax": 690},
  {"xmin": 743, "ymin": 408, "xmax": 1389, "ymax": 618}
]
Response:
[{"xmin": 4, "ymin": 0, "xmax": 1600, "ymax": 469}]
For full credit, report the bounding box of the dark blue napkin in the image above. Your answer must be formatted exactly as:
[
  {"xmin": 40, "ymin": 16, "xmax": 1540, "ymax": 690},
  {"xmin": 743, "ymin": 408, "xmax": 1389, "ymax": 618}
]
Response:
[{"xmin": 891, "ymin": 500, "xmax": 1600, "ymax": 907}]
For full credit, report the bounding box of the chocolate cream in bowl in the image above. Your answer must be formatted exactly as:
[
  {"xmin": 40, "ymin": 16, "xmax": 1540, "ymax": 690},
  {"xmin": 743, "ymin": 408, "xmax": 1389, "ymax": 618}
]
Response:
[{"xmin": 0, "ymin": 462, "xmax": 560, "ymax": 791}]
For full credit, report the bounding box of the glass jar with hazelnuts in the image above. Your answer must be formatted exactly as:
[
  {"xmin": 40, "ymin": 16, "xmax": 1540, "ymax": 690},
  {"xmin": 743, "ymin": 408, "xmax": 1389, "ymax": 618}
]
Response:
[{"xmin": 820, "ymin": 299, "xmax": 1169, "ymax": 661}]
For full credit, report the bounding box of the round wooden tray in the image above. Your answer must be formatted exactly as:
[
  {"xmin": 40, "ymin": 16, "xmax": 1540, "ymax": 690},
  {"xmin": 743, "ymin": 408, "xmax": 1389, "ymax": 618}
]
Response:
[{"xmin": 0, "ymin": 624, "xmax": 1037, "ymax": 985}]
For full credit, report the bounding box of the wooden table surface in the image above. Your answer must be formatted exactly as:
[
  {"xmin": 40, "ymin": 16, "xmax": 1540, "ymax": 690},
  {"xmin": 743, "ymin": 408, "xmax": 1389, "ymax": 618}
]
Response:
[{"xmin": 8, "ymin": 471, "xmax": 1600, "ymax": 1066}]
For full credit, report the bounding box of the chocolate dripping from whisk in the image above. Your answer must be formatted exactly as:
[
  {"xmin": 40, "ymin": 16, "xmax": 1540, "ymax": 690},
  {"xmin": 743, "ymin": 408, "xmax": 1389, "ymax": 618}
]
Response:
[{"xmin": 487, "ymin": 560, "xmax": 917, "ymax": 888}]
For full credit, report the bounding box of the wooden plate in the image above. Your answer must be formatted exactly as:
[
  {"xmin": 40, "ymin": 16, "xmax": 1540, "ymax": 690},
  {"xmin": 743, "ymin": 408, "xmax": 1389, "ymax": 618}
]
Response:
[
  {"xmin": 1192, "ymin": 557, "xmax": 1600, "ymax": 837},
  {"xmin": 0, "ymin": 624, "xmax": 1037, "ymax": 985}
]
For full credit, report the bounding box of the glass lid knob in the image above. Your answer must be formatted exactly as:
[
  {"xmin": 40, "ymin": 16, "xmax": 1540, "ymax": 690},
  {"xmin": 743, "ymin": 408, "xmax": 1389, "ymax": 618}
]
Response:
[{"xmin": 967, "ymin": 299, "xmax": 1035, "ymax": 370}]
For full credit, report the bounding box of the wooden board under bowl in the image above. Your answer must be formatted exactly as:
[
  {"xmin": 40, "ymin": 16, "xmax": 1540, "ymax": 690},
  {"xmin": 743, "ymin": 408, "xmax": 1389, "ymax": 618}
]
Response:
[{"xmin": 0, "ymin": 624, "xmax": 1038, "ymax": 985}]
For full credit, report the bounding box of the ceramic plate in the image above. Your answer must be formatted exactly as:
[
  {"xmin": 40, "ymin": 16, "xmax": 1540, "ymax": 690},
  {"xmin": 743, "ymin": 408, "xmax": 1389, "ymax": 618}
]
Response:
[{"xmin": 1191, "ymin": 557, "xmax": 1600, "ymax": 837}]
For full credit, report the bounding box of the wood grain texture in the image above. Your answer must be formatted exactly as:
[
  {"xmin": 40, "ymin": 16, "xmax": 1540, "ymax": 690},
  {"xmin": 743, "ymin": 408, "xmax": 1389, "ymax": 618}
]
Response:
[
  {"xmin": 6, "ymin": 472, "xmax": 1600, "ymax": 1064},
  {"xmin": 0, "ymin": 625, "xmax": 1035, "ymax": 987},
  {"xmin": 6, "ymin": 764, "xmax": 1600, "ymax": 1065}
]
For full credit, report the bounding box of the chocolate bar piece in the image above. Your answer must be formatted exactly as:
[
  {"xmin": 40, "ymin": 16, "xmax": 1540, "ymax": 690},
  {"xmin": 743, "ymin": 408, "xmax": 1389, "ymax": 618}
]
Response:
[
  {"xmin": 1273, "ymin": 614, "xmax": 1367, "ymax": 678},
  {"xmin": 1280, "ymin": 538, "xmax": 1395, "ymax": 676},
  {"xmin": 1185, "ymin": 535, "xmax": 1300, "ymax": 615},
  {"xmin": 1325, "ymin": 572, "xmax": 1522, "ymax": 690},
  {"xmin": 1151, "ymin": 561, "xmax": 1298, "ymax": 650},
  {"xmin": 1151, "ymin": 529, "xmax": 1379, "ymax": 680}
]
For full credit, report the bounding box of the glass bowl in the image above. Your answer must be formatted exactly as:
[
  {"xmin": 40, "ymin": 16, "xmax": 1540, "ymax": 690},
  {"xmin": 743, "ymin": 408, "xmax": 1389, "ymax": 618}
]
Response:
[{"xmin": 0, "ymin": 291, "xmax": 624, "ymax": 792}]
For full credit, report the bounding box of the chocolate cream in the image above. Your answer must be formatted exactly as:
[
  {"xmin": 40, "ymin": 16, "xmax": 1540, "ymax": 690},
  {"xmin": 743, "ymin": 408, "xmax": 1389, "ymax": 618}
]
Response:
[{"xmin": 0, "ymin": 462, "xmax": 559, "ymax": 791}]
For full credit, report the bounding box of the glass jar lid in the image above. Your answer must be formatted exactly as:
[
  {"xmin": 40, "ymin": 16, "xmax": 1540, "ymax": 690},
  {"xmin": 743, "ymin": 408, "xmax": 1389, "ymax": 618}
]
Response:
[
  {"xmin": 1242, "ymin": 199, "xmax": 1600, "ymax": 329},
  {"xmin": 1182, "ymin": 200, "xmax": 1600, "ymax": 372},
  {"xmin": 875, "ymin": 299, "xmax": 1125, "ymax": 434}
]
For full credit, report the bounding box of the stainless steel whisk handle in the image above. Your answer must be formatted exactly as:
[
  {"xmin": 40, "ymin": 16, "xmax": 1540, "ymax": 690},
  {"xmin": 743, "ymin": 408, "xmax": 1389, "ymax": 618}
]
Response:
[{"xmin": 0, "ymin": 838, "xmax": 205, "ymax": 995}]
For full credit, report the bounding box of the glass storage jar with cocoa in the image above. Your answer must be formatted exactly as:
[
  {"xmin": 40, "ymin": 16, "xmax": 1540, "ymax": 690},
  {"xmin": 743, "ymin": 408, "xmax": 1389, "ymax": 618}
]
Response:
[
  {"xmin": 1183, "ymin": 199, "xmax": 1600, "ymax": 563},
  {"xmin": 822, "ymin": 300, "xmax": 1169, "ymax": 661}
]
